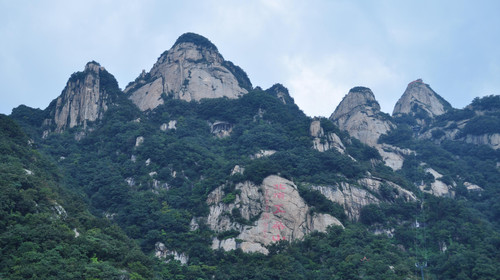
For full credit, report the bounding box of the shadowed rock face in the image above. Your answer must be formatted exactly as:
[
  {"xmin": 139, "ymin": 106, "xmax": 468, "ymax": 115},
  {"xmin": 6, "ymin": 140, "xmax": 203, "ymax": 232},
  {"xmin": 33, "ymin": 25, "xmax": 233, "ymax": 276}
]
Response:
[
  {"xmin": 330, "ymin": 87, "xmax": 394, "ymax": 147},
  {"xmin": 127, "ymin": 33, "xmax": 251, "ymax": 111},
  {"xmin": 50, "ymin": 61, "xmax": 118, "ymax": 133},
  {"xmin": 393, "ymin": 79, "xmax": 451, "ymax": 121}
]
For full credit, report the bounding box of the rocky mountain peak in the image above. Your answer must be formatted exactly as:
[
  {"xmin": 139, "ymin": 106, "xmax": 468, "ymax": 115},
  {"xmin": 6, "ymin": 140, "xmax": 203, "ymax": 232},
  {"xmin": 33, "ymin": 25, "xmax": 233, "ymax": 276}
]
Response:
[
  {"xmin": 393, "ymin": 79, "xmax": 451, "ymax": 120},
  {"xmin": 126, "ymin": 33, "xmax": 252, "ymax": 111},
  {"xmin": 331, "ymin": 87, "xmax": 379, "ymax": 120},
  {"xmin": 330, "ymin": 87, "xmax": 392, "ymax": 146},
  {"xmin": 47, "ymin": 61, "xmax": 120, "ymax": 133}
]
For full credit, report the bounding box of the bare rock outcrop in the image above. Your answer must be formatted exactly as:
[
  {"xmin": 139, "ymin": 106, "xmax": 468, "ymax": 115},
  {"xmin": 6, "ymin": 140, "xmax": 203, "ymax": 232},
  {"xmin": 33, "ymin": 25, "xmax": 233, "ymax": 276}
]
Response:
[
  {"xmin": 420, "ymin": 167, "xmax": 455, "ymax": 197},
  {"xmin": 206, "ymin": 175, "xmax": 343, "ymax": 254},
  {"xmin": 393, "ymin": 79, "xmax": 451, "ymax": 123},
  {"xmin": 311, "ymin": 176, "xmax": 416, "ymax": 220},
  {"xmin": 310, "ymin": 120, "xmax": 346, "ymax": 153},
  {"xmin": 211, "ymin": 121, "xmax": 233, "ymax": 138},
  {"xmin": 126, "ymin": 33, "xmax": 251, "ymax": 111},
  {"xmin": 330, "ymin": 87, "xmax": 394, "ymax": 147},
  {"xmin": 330, "ymin": 87, "xmax": 403, "ymax": 169},
  {"xmin": 377, "ymin": 144, "xmax": 414, "ymax": 170},
  {"xmin": 47, "ymin": 61, "xmax": 120, "ymax": 133},
  {"xmin": 463, "ymin": 133, "xmax": 500, "ymax": 150},
  {"xmin": 155, "ymin": 242, "xmax": 188, "ymax": 264}
]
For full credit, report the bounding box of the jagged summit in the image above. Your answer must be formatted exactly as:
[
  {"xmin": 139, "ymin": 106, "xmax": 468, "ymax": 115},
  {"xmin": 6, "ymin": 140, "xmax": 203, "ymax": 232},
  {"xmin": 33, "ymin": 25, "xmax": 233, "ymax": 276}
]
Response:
[
  {"xmin": 393, "ymin": 79, "xmax": 452, "ymax": 120},
  {"xmin": 126, "ymin": 33, "xmax": 252, "ymax": 111},
  {"xmin": 45, "ymin": 61, "xmax": 120, "ymax": 134},
  {"xmin": 330, "ymin": 87, "xmax": 393, "ymax": 147},
  {"xmin": 330, "ymin": 87, "xmax": 379, "ymax": 121}
]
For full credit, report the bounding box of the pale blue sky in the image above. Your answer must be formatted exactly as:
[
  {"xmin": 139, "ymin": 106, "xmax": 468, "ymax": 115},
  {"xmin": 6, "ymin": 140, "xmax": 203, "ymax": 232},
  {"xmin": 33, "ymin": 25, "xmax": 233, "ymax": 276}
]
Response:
[{"xmin": 1, "ymin": 0, "xmax": 499, "ymax": 117}]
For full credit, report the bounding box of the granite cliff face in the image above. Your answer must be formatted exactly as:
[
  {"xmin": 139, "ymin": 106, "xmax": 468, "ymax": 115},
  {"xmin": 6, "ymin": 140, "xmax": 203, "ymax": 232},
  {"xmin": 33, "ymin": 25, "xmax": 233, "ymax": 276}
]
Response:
[
  {"xmin": 311, "ymin": 176, "xmax": 417, "ymax": 220},
  {"xmin": 309, "ymin": 119, "xmax": 346, "ymax": 153},
  {"xmin": 393, "ymin": 79, "xmax": 451, "ymax": 122},
  {"xmin": 126, "ymin": 33, "xmax": 251, "ymax": 111},
  {"xmin": 46, "ymin": 61, "xmax": 120, "ymax": 133},
  {"xmin": 329, "ymin": 87, "xmax": 407, "ymax": 169},
  {"xmin": 330, "ymin": 87, "xmax": 394, "ymax": 147},
  {"xmin": 205, "ymin": 175, "xmax": 343, "ymax": 254}
]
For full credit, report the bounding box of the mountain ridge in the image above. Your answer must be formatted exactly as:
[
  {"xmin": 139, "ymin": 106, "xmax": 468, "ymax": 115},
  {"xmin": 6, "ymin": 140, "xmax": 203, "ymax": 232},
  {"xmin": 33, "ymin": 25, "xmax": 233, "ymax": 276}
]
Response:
[{"xmin": 4, "ymin": 32, "xmax": 500, "ymax": 279}]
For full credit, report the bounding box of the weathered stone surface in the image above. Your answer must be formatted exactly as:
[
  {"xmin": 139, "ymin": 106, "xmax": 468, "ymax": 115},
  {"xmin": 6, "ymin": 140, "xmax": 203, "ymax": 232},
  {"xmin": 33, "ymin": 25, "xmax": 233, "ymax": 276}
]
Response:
[
  {"xmin": 420, "ymin": 167, "xmax": 455, "ymax": 197},
  {"xmin": 251, "ymin": 150, "xmax": 276, "ymax": 159},
  {"xmin": 376, "ymin": 144, "xmax": 413, "ymax": 170},
  {"xmin": 127, "ymin": 33, "xmax": 250, "ymax": 111},
  {"xmin": 135, "ymin": 136, "xmax": 144, "ymax": 147},
  {"xmin": 464, "ymin": 182, "xmax": 483, "ymax": 192},
  {"xmin": 393, "ymin": 79, "xmax": 451, "ymax": 120},
  {"xmin": 330, "ymin": 87, "xmax": 394, "ymax": 147},
  {"xmin": 231, "ymin": 165, "xmax": 245, "ymax": 175},
  {"xmin": 211, "ymin": 121, "xmax": 233, "ymax": 138},
  {"xmin": 155, "ymin": 242, "xmax": 188, "ymax": 264},
  {"xmin": 50, "ymin": 61, "xmax": 118, "ymax": 133},
  {"xmin": 51, "ymin": 202, "xmax": 68, "ymax": 220},
  {"xmin": 312, "ymin": 177, "xmax": 416, "ymax": 220},
  {"xmin": 128, "ymin": 77, "xmax": 164, "ymax": 112},
  {"xmin": 310, "ymin": 120, "xmax": 346, "ymax": 153},
  {"xmin": 206, "ymin": 175, "xmax": 343, "ymax": 254},
  {"xmin": 160, "ymin": 120, "xmax": 177, "ymax": 131},
  {"xmin": 464, "ymin": 133, "xmax": 500, "ymax": 150}
]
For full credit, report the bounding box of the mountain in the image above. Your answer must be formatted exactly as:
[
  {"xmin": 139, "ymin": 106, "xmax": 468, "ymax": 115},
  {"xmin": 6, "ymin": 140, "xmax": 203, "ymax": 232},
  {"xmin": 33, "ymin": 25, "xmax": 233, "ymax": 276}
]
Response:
[
  {"xmin": 330, "ymin": 86, "xmax": 394, "ymax": 146},
  {"xmin": 4, "ymin": 33, "xmax": 500, "ymax": 279},
  {"xmin": 126, "ymin": 32, "xmax": 252, "ymax": 111},
  {"xmin": 393, "ymin": 79, "xmax": 452, "ymax": 125},
  {"xmin": 44, "ymin": 61, "xmax": 122, "ymax": 135}
]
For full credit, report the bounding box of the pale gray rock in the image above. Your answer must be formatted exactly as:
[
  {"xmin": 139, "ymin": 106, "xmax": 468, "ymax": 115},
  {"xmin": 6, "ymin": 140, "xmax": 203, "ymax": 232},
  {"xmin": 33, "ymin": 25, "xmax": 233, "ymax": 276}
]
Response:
[
  {"xmin": 135, "ymin": 136, "xmax": 144, "ymax": 147},
  {"xmin": 52, "ymin": 202, "xmax": 68, "ymax": 220},
  {"xmin": 464, "ymin": 182, "xmax": 483, "ymax": 192},
  {"xmin": 160, "ymin": 120, "xmax": 177, "ymax": 131},
  {"xmin": 211, "ymin": 238, "xmax": 238, "ymax": 251},
  {"xmin": 393, "ymin": 79, "xmax": 451, "ymax": 120},
  {"xmin": 51, "ymin": 62, "xmax": 116, "ymax": 133},
  {"xmin": 24, "ymin": 169, "xmax": 34, "ymax": 175},
  {"xmin": 206, "ymin": 175, "xmax": 343, "ymax": 254},
  {"xmin": 312, "ymin": 177, "xmax": 416, "ymax": 220},
  {"xmin": 312, "ymin": 183, "xmax": 378, "ymax": 220},
  {"xmin": 330, "ymin": 87, "xmax": 394, "ymax": 147},
  {"xmin": 310, "ymin": 120, "xmax": 346, "ymax": 153},
  {"xmin": 125, "ymin": 177, "xmax": 135, "ymax": 187},
  {"xmin": 231, "ymin": 165, "xmax": 245, "ymax": 175},
  {"xmin": 420, "ymin": 167, "xmax": 455, "ymax": 197},
  {"xmin": 211, "ymin": 121, "xmax": 233, "ymax": 138},
  {"xmin": 128, "ymin": 77, "xmax": 164, "ymax": 111},
  {"xmin": 464, "ymin": 133, "xmax": 500, "ymax": 149},
  {"xmin": 155, "ymin": 242, "xmax": 189, "ymax": 264},
  {"xmin": 190, "ymin": 217, "xmax": 200, "ymax": 231},
  {"xmin": 251, "ymin": 150, "xmax": 276, "ymax": 159},
  {"xmin": 376, "ymin": 144, "xmax": 413, "ymax": 170},
  {"xmin": 127, "ymin": 34, "xmax": 250, "ymax": 111}
]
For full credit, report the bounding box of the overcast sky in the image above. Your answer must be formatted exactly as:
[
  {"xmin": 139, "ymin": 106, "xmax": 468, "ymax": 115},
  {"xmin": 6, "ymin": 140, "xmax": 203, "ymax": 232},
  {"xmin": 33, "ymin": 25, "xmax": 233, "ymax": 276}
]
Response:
[{"xmin": 1, "ymin": 0, "xmax": 499, "ymax": 117}]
